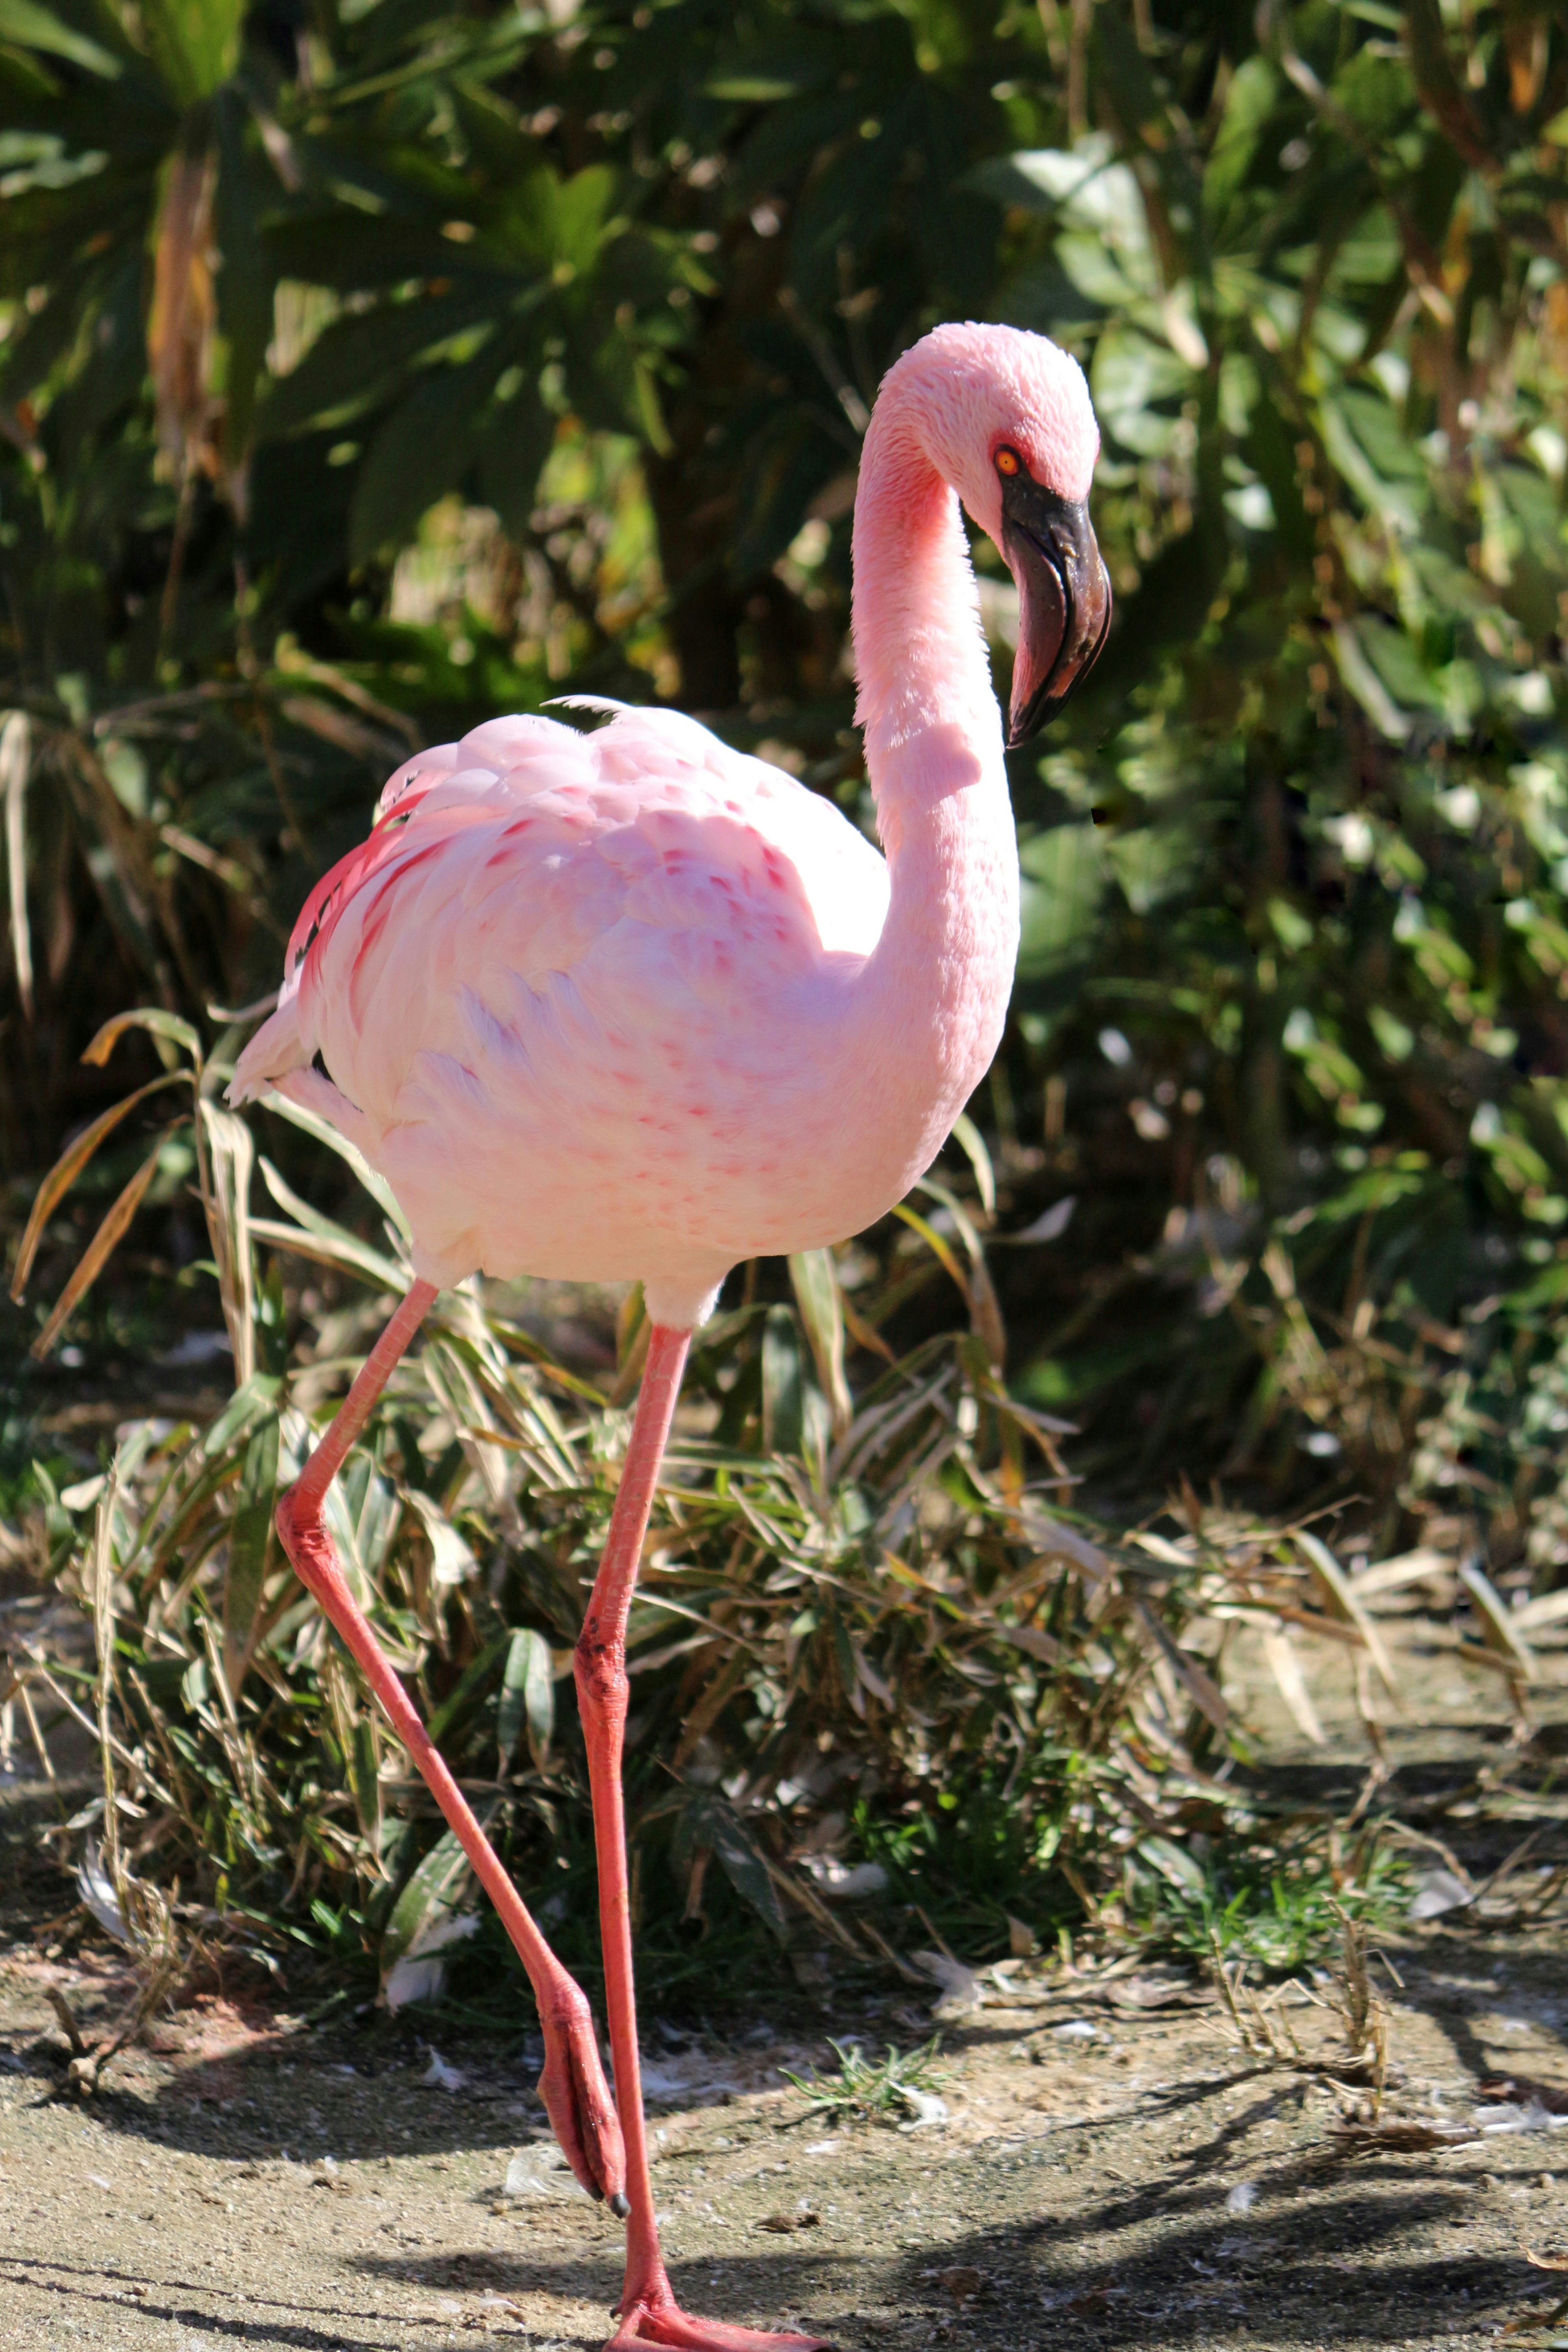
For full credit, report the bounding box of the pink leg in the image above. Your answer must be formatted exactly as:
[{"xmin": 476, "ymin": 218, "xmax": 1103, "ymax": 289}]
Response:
[
  {"xmin": 274, "ymin": 1280, "xmax": 626, "ymax": 2208},
  {"xmin": 575, "ymin": 1324, "xmax": 828, "ymax": 2352}
]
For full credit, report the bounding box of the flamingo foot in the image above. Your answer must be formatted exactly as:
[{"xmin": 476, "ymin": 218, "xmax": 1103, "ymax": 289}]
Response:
[
  {"xmin": 606, "ymin": 2272, "xmax": 830, "ymax": 2352},
  {"xmin": 536, "ymin": 1984, "xmax": 628, "ymax": 2210}
]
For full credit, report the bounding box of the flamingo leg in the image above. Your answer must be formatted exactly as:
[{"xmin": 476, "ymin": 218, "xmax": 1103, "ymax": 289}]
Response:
[
  {"xmin": 574, "ymin": 1323, "xmax": 829, "ymax": 2352},
  {"xmin": 273, "ymin": 1280, "xmax": 626, "ymax": 2209}
]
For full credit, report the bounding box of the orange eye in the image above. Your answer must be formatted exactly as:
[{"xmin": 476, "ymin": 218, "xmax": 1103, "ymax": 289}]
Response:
[{"xmin": 995, "ymin": 445, "xmax": 1022, "ymax": 476}]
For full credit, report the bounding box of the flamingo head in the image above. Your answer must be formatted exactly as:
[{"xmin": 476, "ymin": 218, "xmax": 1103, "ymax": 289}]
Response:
[{"xmin": 900, "ymin": 323, "xmax": 1112, "ymax": 746}]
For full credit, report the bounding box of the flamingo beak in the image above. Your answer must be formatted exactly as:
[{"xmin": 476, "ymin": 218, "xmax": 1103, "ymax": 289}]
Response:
[{"xmin": 1000, "ymin": 477, "xmax": 1111, "ymax": 748}]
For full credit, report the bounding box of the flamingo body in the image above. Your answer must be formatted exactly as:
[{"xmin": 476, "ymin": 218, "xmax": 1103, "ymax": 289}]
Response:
[{"xmin": 232, "ymin": 699, "xmax": 1013, "ymax": 1324}]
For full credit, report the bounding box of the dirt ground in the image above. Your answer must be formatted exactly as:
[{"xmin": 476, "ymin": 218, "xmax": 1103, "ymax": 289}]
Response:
[{"xmin": 4, "ymin": 1612, "xmax": 1568, "ymax": 2352}]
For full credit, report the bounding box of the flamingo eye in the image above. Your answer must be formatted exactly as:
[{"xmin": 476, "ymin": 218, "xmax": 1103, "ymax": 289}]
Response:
[{"xmin": 995, "ymin": 445, "xmax": 1022, "ymax": 477}]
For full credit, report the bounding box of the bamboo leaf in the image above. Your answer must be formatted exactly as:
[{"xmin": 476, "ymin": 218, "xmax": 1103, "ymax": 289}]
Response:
[
  {"xmin": 140, "ymin": 0, "xmax": 244, "ymax": 104},
  {"xmin": 404, "ymin": 1488, "xmax": 478, "ymax": 1590},
  {"xmin": 247, "ymin": 1217, "xmax": 408, "ymax": 1291},
  {"xmin": 1134, "ymin": 1600, "xmax": 1228, "ymax": 1731},
  {"xmin": 0, "ymin": 0, "xmax": 123, "ymax": 76},
  {"xmin": 31, "ymin": 1140, "xmax": 166, "ymax": 1357},
  {"xmin": 222, "ymin": 1412, "xmax": 278, "ymax": 1699},
  {"xmin": 1260, "ymin": 1625, "xmax": 1326, "ymax": 1746},
  {"xmin": 760, "ymin": 1303, "xmax": 804, "ymax": 1456},
  {"xmin": 677, "ymin": 1792, "xmax": 788, "ymax": 1941},
  {"xmin": 1294, "ymin": 1530, "xmax": 1398, "ymax": 1700},
  {"xmin": 349, "ymin": 353, "xmax": 503, "ymax": 565},
  {"xmin": 948, "ymin": 1113, "xmax": 996, "ymax": 1213},
  {"xmin": 425, "ymin": 1629, "xmax": 510, "ymax": 1746},
  {"xmin": 788, "ymin": 1250, "xmax": 850, "ymax": 1439},
  {"xmin": 84, "ymin": 1007, "xmax": 203, "ymax": 1069},
  {"xmin": 198, "ymin": 1100, "xmax": 255, "ymax": 1388},
  {"xmin": 255, "ymin": 1089, "xmax": 411, "ymax": 1237},
  {"xmin": 497, "ymin": 1626, "xmax": 554, "ymax": 1770},
  {"xmin": 350, "ymin": 1715, "xmax": 383, "ymax": 1852},
  {"xmin": 1458, "ymin": 1561, "xmax": 1538, "ymax": 1683},
  {"xmin": 11, "ymin": 1073, "xmax": 188, "ymax": 1300},
  {"xmin": 380, "ymin": 1828, "xmax": 474, "ymax": 1980},
  {"xmin": 212, "ymin": 88, "xmax": 272, "ymax": 492}
]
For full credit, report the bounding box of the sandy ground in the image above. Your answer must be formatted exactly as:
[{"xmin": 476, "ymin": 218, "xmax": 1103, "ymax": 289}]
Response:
[{"xmin": 3, "ymin": 1612, "xmax": 1568, "ymax": 2352}]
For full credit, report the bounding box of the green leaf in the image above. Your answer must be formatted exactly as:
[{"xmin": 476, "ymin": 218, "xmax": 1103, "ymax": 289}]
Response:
[
  {"xmin": 788, "ymin": 1251, "xmax": 849, "ymax": 1438},
  {"xmin": 1017, "ymin": 824, "xmax": 1105, "ymax": 978},
  {"xmin": 348, "ymin": 352, "xmax": 502, "ymax": 565},
  {"xmin": 760, "ymin": 1304, "xmax": 804, "ymax": 1456},
  {"xmin": 212, "ymin": 89, "xmax": 270, "ymax": 484},
  {"xmin": 223, "ymin": 1410, "xmax": 277, "ymax": 1687},
  {"xmin": 676, "ymin": 1792, "xmax": 788, "ymax": 1941},
  {"xmin": 1203, "ymin": 54, "xmax": 1277, "ymax": 223},
  {"xmin": 380, "ymin": 1826, "xmax": 473, "ymax": 1977},
  {"xmin": 1137, "ymin": 1833, "xmax": 1207, "ymax": 1897},
  {"xmin": 497, "ymin": 1626, "xmax": 553, "ymax": 1769},
  {"xmin": 710, "ymin": 1806, "xmax": 788, "ymax": 1941},
  {"xmin": 425, "ymin": 1628, "xmax": 510, "ymax": 1745},
  {"xmin": 258, "ymin": 289, "xmax": 497, "ymax": 440},
  {"xmin": 140, "ymin": 0, "xmax": 243, "ymax": 104},
  {"xmin": 254, "ymin": 1092, "xmax": 411, "ymax": 1240},
  {"xmin": 198, "ymin": 1372, "xmax": 282, "ymax": 1466},
  {"xmin": 1245, "ymin": 384, "xmax": 1314, "ymax": 559},
  {"xmin": 0, "ymin": 0, "xmax": 122, "ymax": 77},
  {"xmin": 476, "ymin": 385, "xmax": 554, "ymax": 542}
]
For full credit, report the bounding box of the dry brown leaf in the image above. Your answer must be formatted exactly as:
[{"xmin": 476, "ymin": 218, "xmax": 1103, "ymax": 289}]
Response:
[
  {"xmin": 32, "ymin": 1140, "xmax": 167, "ymax": 1359},
  {"xmin": 1260, "ymin": 1624, "xmax": 1326, "ymax": 1745},
  {"xmin": 11, "ymin": 1075, "xmax": 185, "ymax": 1299}
]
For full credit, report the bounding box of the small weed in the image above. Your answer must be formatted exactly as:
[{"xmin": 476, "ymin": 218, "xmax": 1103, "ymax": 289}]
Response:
[{"xmin": 782, "ymin": 2035, "xmax": 946, "ymax": 2126}]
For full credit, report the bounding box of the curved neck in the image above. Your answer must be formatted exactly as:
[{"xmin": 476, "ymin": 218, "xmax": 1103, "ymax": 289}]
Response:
[
  {"xmin": 849, "ymin": 390, "xmax": 1020, "ymax": 1152},
  {"xmin": 852, "ymin": 403, "xmax": 1004, "ymax": 837}
]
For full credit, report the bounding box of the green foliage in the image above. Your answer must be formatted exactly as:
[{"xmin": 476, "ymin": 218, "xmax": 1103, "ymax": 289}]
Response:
[
  {"xmin": 3, "ymin": 1, "xmax": 1565, "ymax": 1568},
  {"xmin": 1126, "ymin": 1827, "xmax": 1411, "ymax": 1975},
  {"xmin": 3, "ymin": 2, "xmax": 1568, "ymax": 1991}
]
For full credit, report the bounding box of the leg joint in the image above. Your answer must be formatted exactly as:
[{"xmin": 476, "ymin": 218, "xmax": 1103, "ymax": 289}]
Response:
[{"xmin": 574, "ymin": 1629, "xmax": 628, "ymax": 1719}]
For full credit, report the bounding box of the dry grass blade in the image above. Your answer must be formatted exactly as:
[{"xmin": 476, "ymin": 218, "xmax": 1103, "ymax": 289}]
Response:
[{"xmin": 31, "ymin": 1139, "xmax": 168, "ymax": 1358}]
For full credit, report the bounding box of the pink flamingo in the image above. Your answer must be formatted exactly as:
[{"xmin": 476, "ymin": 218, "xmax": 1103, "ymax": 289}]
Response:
[{"xmin": 231, "ymin": 322, "xmax": 1107, "ymax": 2350}]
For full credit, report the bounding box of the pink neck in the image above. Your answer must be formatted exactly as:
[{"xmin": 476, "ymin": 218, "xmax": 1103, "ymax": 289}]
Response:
[
  {"xmin": 850, "ymin": 388, "xmax": 1019, "ymax": 1156},
  {"xmin": 851, "ymin": 403, "xmax": 1003, "ymax": 811}
]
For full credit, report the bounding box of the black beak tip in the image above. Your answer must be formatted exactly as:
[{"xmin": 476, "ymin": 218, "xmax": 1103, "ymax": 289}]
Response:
[
  {"xmin": 1006, "ymin": 693, "xmax": 1055, "ymax": 752},
  {"xmin": 609, "ymin": 2189, "xmax": 631, "ymax": 2218}
]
